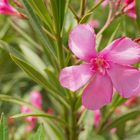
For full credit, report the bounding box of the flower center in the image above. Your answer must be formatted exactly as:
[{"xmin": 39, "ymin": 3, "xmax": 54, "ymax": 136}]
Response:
[{"xmin": 90, "ymin": 56, "xmax": 110, "ymax": 74}]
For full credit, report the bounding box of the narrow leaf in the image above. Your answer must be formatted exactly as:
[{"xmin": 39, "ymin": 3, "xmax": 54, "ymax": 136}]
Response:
[
  {"xmin": 32, "ymin": 125, "xmax": 46, "ymax": 140},
  {"xmin": 0, "ymin": 113, "xmax": 9, "ymax": 140},
  {"xmin": 136, "ymin": 0, "xmax": 140, "ymax": 31}
]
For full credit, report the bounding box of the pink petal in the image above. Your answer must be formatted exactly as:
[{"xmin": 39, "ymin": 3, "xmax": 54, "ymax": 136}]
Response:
[
  {"xmin": 30, "ymin": 91, "xmax": 42, "ymax": 109},
  {"xmin": 2, "ymin": 0, "xmax": 9, "ymax": 4},
  {"xmin": 101, "ymin": 37, "xmax": 140, "ymax": 65},
  {"xmin": 82, "ymin": 73, "xmax": 113, "ymax": 110},
  {"xmin": 69, "ymin": 24, "xmax": 97, "ymax": 62},
  {"xmin": 124, "ymin": 1, "xmax": 136, "ymax": 19},
  {"xmin": 107, "ymin": 63, "xmax": 140, "ymax": 98},
  {"xmin": 124, "ymin": 0, "xmax": 134, "ymax": 4},
  {"xmin": 59, "ymin": 64, "xmax": 93, "ymax": 91}
]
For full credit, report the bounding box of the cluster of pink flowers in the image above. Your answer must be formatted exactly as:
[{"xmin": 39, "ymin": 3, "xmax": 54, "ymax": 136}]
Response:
[
  {"xmin": 59, "ymin": 24, "xmax": 140, "ymax": 110},
  {"xmin": 21, "ymin": 91, "xmax": 42, "ymax": 131},
  {"xmin": 0, "ymin": 0, "xmax": 22, "ymax": 17},
  {"xmin": 96, "ymin": 0, "xmax": 136, "ymax": 19}
]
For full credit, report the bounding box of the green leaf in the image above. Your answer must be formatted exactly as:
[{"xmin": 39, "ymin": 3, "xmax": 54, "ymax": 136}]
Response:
[
  {"xmin": 44, "ymin": 68, "xmax": 67, "ymax": 96},
  {"xmin": 0, "ymin": 21, "xmax": 10, "ymax": 39},
  {"xmin": 10, "ymin": 55, "xmax": 70, "ymax": 109},
  {"xmin": 0, "ymin": 113, "xmax": 9, "ymax": 140},
  {"xmin": 50, "ymin": 0, "xmax": 67, "ymax": 32},
  {"xmin": 19, "ymin": 43, "xmax": 46, "ymax": 75},
  {"xmin": 136, "ymin": 0, "xmax": 140, "ymax": 31},
  {"xmin": 0, "ymin": 40, "xmax": 24, "ymax": 60},
  {"xmin": 79, "ymin": 110, "xmax": 94, "ymax": 140},
  {"xmin": 107, "ymin": 23, "xmax": 120, "ymax": 45},
  {"xmin": 0, "ymin": 95, "xmax": 37, "ymax": 111},
  {"xmin": 10, "ymin": 20, "xmax": 40, "ymax": 49},
  {"xmin": 116, "ymin": 124, "xmax": 125, "ymax": 140},
  {"xmin": 105, "ymin": 107, "xmax": 140, "ymax": 131},
  {"xmin": 32, "ymin": 125, "xmax": 46, "ymax": 140},
  {"xmin": 11, "ymin": 113, "xmax": 67, "ymax": 126},
  {"xmin": 80, "ymin": 0, "xmax": 104, "ymax": 23},
  {"xmin": 28, "ymin": 0, "xmax": 52, "ymax": 30},
  {"xmin": 20, "ymin": 0, "xmax": 57, "ymax": 64}
]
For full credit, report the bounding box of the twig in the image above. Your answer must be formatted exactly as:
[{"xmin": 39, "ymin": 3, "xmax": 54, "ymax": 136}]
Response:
[
  {"xmin": 69, "ymin": 5, "xmax": 80, "ymax": 22},
  {"xmin": 80, "ymin": 0, "xmax": 86, "ymax": 17}
]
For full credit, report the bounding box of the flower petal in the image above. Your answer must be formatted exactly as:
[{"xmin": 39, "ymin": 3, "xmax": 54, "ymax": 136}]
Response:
[
  {"xmin": 82, "ymin": 73, "xmax": 113, "ymax": 110},
  {"xmin": 59, "ymin": 64, "xmax": 93, "ymax": 91},
  {"xmin": 101, "ymin": 37, "xmax": 140, "ymax": 65},
  {"xmin": 107, "ymin": 63, "xmax": 140, "ymax": 98},
  {"xmin": 69, "ymin": 24, "xmax": 97, "ymax": 62},
  {"xmin": 2, "ymin": 0, "xmax": 9, "ymax": 4}
]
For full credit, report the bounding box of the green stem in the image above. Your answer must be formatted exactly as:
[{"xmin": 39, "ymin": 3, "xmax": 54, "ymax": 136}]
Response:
[
  {"xmin": 96, "ymin": 107, "xmax": 115, "ymax": 134},
  {"xmin": 97, "ymin": 95, "xmax": 125, "ymax": 133},
  {"xmin": 80, "ymin": 0, "xmax": 86, "ymax": 17},
  {"xmin": 96, "ymin": 1, "xmax": 114, "ymax": 39},
  {"xmin": 79, "ymin": 0, "xmax": 104, "ymax": 23},
  {"xmin": 68, "ymin": 92, "xmax": 78, "ymax": 140},
  {"xmin": 69, "ymin": 5, "xmax": 80, "ymax": 22},
  {"xmin": 56, "ymin": 34, "xmax": 64, "ymax": 69}
]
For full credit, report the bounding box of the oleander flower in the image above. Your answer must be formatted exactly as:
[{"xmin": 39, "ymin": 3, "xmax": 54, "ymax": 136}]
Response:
[
  {"xmin": 59, "ymin": 24, "xmax": 140, "ymax": 110},
  {"xmin": 21, "ymin": 106, "xmax": 37, "ymax": 131},
  {"xmin": 21, "ymin": 91, "xmax": 42, "ymax": 131},
  {"xmin": 0, "ymin": 0, "xmax": 21, "ymax": 16},
  {"xmin": 30, "ymin": 91, "xmax": 42, "ymax": 109},
  {"xmin": 124, "ymin": 0, "xmax": 136, "ymax": 19},
  {"xmin": 96, "ymin": 0, "xmax": 136, "ymax": 19}
]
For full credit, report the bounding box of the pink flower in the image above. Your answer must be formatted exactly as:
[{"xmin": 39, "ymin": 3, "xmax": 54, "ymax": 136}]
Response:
[
  {"xmin": 89, "ymin": 19, "xmax": 100, "ymax": 29},
  {"xmin": 124, "ymin": 0, "xmax": 136, "ymax": 19},
  {"xmin": 21, "ymin": 91, "xmax": 42, "ymax": 131},
  {"xmin": 0, "ymin": 0, "xmax": 21, "ymax": 16},
  {"xmin": 96, "ymin": 0, "xmax": 136, "ymax": 19},
  {"xmin": 59, "ymin": 24, "xmax": 140, "ymax": 110},
  {"xmin": 93, "ymin": 110, "xmax": 101, "ymax": 127},
  {"xmin": 21, "ymin": 106, "xmax": 37, "ymax": 131},
  {"xmin": 30, "ymin": 91, "xmax": 42, "ymax": 109}
]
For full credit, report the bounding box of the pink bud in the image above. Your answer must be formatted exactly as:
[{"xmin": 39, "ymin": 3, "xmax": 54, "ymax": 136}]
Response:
[
  {"xmin": 124, "ymin": 97, "xmax": 137, "ymax": 107},
  {"xmin": 124, "ymin": 0, "xmax": 136, "ymax": 19},
  {"xmin": 0, "ymin": 0, "xmax": 21, "ymax": 17},
  {"xmin": 30, "ymin": 91, "xmax": 42, "ymax": 109},
  {"xmin": 110, "ymin": 128, "xmax": 117, "ymax": 134},
  {"xmin": 21, "ymin": 106, "xmax": 31, "ymax": 113},
  {"xmin": 89, "ymin": 20, "xmax": 100, "ymax": 29},
  {"xmin": 20, "ymin": 106, "xmax": 37, "ymax": 131},
  {"xmin": 47, "ymin": 108, "xmax": 54, "ymax": 115},
  {"xmin": 93, "ymin": 110, "xmax": 101, "ymax": 127}
]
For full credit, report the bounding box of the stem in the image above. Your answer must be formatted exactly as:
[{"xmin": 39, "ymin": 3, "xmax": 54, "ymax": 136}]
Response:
[
  {"xmin": 79, "ymin": 0, "xmax": 104, "ymax": 23},
  {"xmin": 80, "ymin": 0, "xmax": 86, "ymax": 17},
  {"xmin": 96, "ymin": 1, "xmax": 125, "ymax": 40},
  {"xmin": 68, "ymin": 92, "xmax": 78, "ymax": 140},
  {"xmin": 97, "ymin": 95, "xmax": 125, "ymax": 133},
  {"xmin": 69, "ymin": 5, "xmax": 80, "ymax": 22},
  {"xmin": 96, "ymin": 1, "xmax": 114, "ymax": 39},
  {"xmin": 96, "ymin": 108, "xmax": 115, "ymax": 134},
  {"xmin": 42, "ymin": 27, "xmax": 56, "ymax": 40},
  {"xmin": 56, "ymin": 34, "xmax": 64, "ymax": 69}
]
